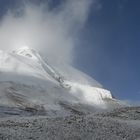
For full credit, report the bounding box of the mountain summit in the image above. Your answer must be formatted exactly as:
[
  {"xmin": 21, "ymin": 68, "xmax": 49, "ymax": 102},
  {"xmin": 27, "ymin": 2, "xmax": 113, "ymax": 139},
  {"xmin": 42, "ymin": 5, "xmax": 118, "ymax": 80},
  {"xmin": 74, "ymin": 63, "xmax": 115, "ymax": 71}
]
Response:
[{"xmin": 0, "ymin": 47, "xmax": 119, "ymax": 116}]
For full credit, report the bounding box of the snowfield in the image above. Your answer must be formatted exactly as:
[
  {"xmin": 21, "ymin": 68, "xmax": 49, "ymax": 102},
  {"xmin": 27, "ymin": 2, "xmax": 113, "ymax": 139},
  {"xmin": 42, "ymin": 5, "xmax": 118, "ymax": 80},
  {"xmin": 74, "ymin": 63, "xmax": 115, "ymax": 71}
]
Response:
[
  {"xmin": 0, "ymin": 47, "xmax": 139, "ymax": 140},
  {"xmin": 0, "ymin": 47, "xmax": 117, "ymax": 115}
]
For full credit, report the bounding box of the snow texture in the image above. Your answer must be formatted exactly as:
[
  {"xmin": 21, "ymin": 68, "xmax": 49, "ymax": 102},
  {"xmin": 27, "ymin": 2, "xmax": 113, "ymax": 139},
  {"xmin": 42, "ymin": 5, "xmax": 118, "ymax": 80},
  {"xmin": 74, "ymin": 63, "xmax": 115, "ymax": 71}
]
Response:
[
  {"xmin": 0, "ymin": 47, "xmax": 139, "ymax": 140},
  {"xmin": 0, "ymin": 107, "xmax": 139, "ymax": 140},
  {"xmin": 0, "ymin": 47, "xmax": 115, "ymax": 115}
]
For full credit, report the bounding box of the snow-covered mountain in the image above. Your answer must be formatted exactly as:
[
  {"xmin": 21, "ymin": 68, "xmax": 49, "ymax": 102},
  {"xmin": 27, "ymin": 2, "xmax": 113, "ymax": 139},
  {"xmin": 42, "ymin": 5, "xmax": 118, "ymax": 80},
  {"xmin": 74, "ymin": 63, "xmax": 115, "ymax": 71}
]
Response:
[{"xmin": 0, "ymin": 47, "xmax": 119, "ymax": 116}]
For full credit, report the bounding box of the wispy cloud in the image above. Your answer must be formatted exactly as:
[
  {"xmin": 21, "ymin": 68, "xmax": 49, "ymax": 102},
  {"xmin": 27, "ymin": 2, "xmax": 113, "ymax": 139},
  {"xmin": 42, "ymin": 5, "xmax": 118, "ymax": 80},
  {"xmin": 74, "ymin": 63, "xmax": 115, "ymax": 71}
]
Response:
[{"xmin": 0, "ymin": 0, "xmax": 94, "ymax": 65}]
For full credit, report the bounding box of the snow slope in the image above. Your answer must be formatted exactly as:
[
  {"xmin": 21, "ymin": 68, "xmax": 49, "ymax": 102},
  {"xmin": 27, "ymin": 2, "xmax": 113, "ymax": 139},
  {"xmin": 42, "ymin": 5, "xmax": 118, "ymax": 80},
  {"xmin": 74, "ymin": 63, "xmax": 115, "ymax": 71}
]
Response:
[{"xmin": 0, "ymin": 47, "xmax": 115, "ymax": 115}]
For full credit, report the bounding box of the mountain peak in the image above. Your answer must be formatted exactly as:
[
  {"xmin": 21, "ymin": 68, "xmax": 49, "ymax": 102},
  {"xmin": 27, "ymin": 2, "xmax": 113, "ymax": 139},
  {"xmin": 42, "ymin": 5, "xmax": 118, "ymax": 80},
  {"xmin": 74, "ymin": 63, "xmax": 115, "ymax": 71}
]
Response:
[
  {"xmin": 0, "ymin": 47, "xmax": 117, "ymax": 111},
  {"xmin": 12, "ymin": 46, "xmax": 39, "ymax": 61}
]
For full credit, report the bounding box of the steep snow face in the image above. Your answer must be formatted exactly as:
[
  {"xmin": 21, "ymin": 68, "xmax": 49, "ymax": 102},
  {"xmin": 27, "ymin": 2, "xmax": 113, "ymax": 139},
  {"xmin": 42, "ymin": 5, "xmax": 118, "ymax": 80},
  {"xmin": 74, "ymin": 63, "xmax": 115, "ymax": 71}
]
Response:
[
  {"xmin": 0, "ymin": 47, "xmax": 113, "ymax": 112},
  {"xmin": 0, "ymin": 48, "xmax": 55, "ymax": 81},
  {"xmin": 64, "ymin": 81, "xmax": 112, "ymax": 105}
]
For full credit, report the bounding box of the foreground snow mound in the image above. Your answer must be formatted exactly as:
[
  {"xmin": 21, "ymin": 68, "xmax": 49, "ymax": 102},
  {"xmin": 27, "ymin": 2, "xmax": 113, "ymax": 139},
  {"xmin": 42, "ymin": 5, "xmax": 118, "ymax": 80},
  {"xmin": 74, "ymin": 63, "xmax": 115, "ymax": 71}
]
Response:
[{"xmin": 0, "ymin": 47, "xmax": 117, "ymax": 116}]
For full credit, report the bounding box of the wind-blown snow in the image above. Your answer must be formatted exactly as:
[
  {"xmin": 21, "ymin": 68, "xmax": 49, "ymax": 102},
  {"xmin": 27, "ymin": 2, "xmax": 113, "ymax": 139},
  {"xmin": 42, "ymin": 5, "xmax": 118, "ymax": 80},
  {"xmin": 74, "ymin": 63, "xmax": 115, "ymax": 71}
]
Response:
[{"xmin": 0, "ymin": 47, "xmax": 113, "ymax": 114}]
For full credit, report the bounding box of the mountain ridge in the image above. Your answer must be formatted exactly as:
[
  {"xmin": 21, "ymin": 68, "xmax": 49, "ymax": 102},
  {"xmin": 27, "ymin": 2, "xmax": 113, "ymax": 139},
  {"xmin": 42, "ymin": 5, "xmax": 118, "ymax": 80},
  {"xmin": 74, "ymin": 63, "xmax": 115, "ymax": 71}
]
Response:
[{"xmin": 0, "ymin": 47, "xmax": 122, "ymax": 116}]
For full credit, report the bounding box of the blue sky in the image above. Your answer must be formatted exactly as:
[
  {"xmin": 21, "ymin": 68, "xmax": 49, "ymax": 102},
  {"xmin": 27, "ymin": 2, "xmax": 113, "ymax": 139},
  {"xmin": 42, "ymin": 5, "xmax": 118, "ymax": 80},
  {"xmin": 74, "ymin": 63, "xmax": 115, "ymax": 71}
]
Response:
[
  {"xmin": 75, "ymin": 0, "xmax": 140, "ymax": 101},
  {"xmin": 0, "ymin": 0, "xmax": 139, "ymax": 102}
]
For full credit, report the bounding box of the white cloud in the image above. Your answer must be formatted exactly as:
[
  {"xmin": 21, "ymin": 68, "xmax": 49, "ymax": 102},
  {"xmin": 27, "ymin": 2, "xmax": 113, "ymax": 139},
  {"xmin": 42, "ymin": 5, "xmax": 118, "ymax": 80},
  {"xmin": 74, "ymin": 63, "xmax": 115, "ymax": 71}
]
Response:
[{"xmin": 0, "ymin": 0, "xmax": 93, "ymax": 64}]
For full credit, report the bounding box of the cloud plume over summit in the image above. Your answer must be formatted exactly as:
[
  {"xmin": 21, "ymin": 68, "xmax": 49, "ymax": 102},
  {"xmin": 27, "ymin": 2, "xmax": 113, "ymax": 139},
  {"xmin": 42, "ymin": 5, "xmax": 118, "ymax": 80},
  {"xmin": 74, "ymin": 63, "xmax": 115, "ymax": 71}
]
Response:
[{"xmin": 0, "ymin": 0, "xmax": 93, "ymax": 64}]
